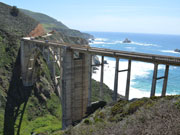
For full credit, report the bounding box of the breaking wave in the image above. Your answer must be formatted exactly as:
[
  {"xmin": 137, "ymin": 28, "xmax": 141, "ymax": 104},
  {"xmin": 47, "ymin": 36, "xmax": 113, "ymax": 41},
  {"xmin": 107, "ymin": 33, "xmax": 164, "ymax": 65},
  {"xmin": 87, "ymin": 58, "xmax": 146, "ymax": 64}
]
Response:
[
  {"xmin": 160, "ymin": 50, "xmax": 180, "ymax": 54},
  {"xmin": 90, "ymin": 38, "xmax": 159, "ymax": 47}
]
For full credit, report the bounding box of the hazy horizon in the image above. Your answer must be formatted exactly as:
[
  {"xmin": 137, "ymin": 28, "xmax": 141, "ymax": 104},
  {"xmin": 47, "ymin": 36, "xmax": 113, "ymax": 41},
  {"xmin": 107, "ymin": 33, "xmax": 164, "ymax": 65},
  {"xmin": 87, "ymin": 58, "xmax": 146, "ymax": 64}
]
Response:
[
  {"xmin": 1, "ymin": 0, "xmax": 180, "ymax": 35},
  {"xmin": 84, "ymin": 31, "xmax": 180, "ymax": 36}
]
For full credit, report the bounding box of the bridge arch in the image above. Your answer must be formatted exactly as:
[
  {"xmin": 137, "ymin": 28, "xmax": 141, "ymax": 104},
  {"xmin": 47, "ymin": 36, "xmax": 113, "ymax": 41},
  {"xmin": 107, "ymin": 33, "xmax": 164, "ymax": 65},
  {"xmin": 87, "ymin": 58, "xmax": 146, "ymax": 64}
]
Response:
[
  {"xmin": 21, "ymin": 39, "xmax": 90, "ymax": 128},
  {"xmin": 31, "ymin": 47, "xmax": 62, "ymax": 98}
]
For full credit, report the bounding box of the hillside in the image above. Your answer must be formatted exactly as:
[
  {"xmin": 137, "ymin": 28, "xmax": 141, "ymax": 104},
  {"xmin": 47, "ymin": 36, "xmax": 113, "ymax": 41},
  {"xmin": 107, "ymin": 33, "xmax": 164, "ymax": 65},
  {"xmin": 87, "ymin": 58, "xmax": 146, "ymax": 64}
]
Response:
[
  {"xmin": 0, "ymin": 2, "xmax": 40, "ymax": 103},
  {"xmin": 36, "ymin": 30, "xmax": 89, "ymax": 45},
  {"xmin": 63, "ymin": 95, "xmax": 180, "ymax": 135},
  {"xmin": 21, "ymin": 9, "xmax": 69, "ymax": 30},
  {"xmin": 21, "ymin": 9, "xmax": 94, "ymax": 40},
  {"xmin": 0, "ymin": 2, "xmax": 61, "ymax": 134},
  {"xmin": 0, "ymin": 2, "xmax": 114, "ymax": 135},
  {"xmin": 0, "ymin": 3, "xmax": 38, "ymax": 36}
]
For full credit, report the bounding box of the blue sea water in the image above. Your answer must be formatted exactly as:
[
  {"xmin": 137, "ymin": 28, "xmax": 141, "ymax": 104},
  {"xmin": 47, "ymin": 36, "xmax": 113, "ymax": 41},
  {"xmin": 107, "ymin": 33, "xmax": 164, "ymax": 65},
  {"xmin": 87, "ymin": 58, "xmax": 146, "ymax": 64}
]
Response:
[{"xmin": 88, "ymin": 32, "xmax": 180, "ymax": 97}]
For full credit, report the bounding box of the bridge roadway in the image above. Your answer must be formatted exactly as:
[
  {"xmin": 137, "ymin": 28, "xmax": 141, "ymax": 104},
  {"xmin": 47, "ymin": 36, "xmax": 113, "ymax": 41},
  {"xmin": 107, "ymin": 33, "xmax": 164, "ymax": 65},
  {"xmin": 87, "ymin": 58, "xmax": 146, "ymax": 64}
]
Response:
[
  {"xmin": 23, "ymin": 38, "xmax": 180, "ymax": 66},
  {"xmin": 21, "ymin": 38, "xmax": 180, "ymax": 128}
]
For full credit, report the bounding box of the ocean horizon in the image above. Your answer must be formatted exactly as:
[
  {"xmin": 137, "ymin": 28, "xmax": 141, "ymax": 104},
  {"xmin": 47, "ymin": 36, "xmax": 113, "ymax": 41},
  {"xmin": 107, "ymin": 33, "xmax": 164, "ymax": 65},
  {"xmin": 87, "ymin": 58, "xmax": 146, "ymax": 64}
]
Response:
[
  {"xmin": 89, "ymin": 31, "xmax": 180, "ymax": 99},
  {"xmin": 86, "ymin": 31, "xmax": 180, "ymax": 37}
]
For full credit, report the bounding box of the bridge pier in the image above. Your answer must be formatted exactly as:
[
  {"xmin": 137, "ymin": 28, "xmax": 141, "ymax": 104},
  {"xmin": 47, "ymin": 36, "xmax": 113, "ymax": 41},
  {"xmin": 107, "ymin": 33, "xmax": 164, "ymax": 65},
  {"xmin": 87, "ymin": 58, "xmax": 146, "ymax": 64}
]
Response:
[
  {"xmin": 151, "ymin": 64, "xmax": 169, "ymax": 97},
  {"xmin": 47, "ymin": 48, "xmax": 50, "ymax": 62},
  {"xmin": 21, "ymin": 40, "xmax": 90, "ymax": 129},
  {"xmin": 162, "ymin": 65, "xmax": 169, "ymax": 96},
  {"xmin": 151, "ymin": 63, "xmax": 158, "ymax": 97},
  {"xmin": 113, "ymin": 58, "xmax": 119, "ymax": 101},
  {"xmin": 113, "ymin": 59, "xmax": 132, "ymax": 101},
  {"xmin": 100, "ymin": 56, "xmax": 104, "ymax": 99},
  {"xmin": 61, "ymin": 47, "xmax": 89, "ymax": 128},
  {"xmin": 125, "ymin": 60, "xmax": 131, "ymax": 100},
  {"xmin": 88, "ymin": 55, "xmax": 92, "ymax": 106},
  {"xmin": 21, "ymin": 41, "xmax": 37, "ymax": 86}
]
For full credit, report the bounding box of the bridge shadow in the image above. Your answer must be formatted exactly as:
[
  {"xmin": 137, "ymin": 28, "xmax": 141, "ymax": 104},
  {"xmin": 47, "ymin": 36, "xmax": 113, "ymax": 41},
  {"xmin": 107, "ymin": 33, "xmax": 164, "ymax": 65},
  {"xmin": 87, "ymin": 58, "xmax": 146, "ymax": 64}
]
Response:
[{"xmin": 3, "ymin": 50, "xmax": 33, "ymax": 135}]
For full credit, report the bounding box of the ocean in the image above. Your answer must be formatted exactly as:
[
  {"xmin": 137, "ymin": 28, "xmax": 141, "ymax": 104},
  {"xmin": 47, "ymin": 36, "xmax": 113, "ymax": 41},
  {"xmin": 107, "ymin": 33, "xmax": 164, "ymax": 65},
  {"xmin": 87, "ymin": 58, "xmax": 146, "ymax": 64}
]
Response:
[{"xmin": 88, "ymin": 32, "xmax": 180, "ymax": 99}]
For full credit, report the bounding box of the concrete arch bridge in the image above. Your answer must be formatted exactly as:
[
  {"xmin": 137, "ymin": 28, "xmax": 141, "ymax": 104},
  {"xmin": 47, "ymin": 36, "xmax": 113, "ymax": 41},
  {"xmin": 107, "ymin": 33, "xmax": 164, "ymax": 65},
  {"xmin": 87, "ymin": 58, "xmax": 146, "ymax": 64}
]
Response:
[{"xmin": 21, "ymin": 38, "xmax": 180, "ymax": 128}]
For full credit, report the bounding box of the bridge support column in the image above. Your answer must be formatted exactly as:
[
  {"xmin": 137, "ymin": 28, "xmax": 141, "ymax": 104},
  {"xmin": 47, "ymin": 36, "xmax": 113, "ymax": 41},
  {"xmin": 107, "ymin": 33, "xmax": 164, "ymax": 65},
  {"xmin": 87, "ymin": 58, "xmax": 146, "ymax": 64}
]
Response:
[
  {"xmin": 47, "ymin": 48, "xmax": 50, "ymax": 63},
  {"xmin": 151, "ymin": 63, "xmax": 158, "ymax": 97},
  {"xmin": 151, "ymin": 64, "xmax": 170, "ymax": 97},
  {"xmin": 88, "ymin": 55, "xmax": 92, "ymax": 106},
  {"xmin": 21, "ymin": 40, "xmax": 36, "ymax": 86},
  {"xmin": 61, "ymin": 47, "xmax": 72, "ymax": 129},
  {"xmin": 52, "ymin": 60, "xmax": 56, "ymax": 79},
  {"xmin": 100, "ymin": 56, "xmax": 104, "ymax": 98},
  {"xmin": 161, "ymin": 65, "xmax": 169, "ymax": 96},
  {"xmin": 61, "ymin": 48, "xmax": 89, "ymax": 129},
  {"xmin": 125, "ymin": 60, "xmax": 131, "ymax": 100},
  {"xmin": 113, "ymin": 58, "xmax": 119, "ymax": 101}
]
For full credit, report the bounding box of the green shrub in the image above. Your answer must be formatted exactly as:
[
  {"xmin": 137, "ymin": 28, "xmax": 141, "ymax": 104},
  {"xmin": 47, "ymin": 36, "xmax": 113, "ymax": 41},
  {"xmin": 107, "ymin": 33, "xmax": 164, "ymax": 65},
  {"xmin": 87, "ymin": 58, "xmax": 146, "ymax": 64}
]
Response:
[
  {"xmin": 109, "ymin": 114, "xmax": 123, "ymax": 122},
  {"xmin": 46, "ymin": 94, "xmax": 62, "ymax": 119},
  {"xmin": 144, "ymin": 100, "xmax": 155, "ymax": 109},
  {"xmin": 174, "ymin": 99, "xmax": 180, "ymax": 109},
  {"xmin": 94, "ymin": 117, "xmax": 103, "ymax": 123},
  {"xmin": 84, "ymin": 119, "xmax": 92, "ymax": 125},
  {"xmin": 10, "ymin": 6, "xmax": 19, "ymax": 16},
  {"xmin": 0, "ymin": 36, "xmax": 2, "ymax": 42},
  {"xmin": 98, "ymin": 112, "xmax": 105, "ymax": 119},
  {"xmin": 150, "ymin": 96, "xmax": 161, "ymax": 101},
  {"xmin": 0, "ymin": 110, "xmax": 4, "ymax": 135},
  {"xmin": 127, "ymin": 100, "xmax": 145, "ymax": 114},
  {"xmin": 111, "ymin": 100, "xmax": 128, "ymax": 115}
]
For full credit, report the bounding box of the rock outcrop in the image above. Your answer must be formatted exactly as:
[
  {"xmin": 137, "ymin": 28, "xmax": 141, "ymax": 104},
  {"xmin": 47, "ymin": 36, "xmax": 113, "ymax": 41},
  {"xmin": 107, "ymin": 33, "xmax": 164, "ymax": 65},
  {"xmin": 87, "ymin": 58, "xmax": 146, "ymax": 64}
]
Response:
[{"xmin": 29, "ymin": 24, "xmax": 45, "ymax": 37}]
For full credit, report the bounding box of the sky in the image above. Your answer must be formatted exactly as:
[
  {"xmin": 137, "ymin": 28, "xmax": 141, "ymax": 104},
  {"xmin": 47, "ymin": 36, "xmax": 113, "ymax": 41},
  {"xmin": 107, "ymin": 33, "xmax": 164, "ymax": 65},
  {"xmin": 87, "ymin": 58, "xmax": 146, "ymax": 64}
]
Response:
[{"xmin": 1, "ymin": 0, "xmax": 180, "ymax": 35}]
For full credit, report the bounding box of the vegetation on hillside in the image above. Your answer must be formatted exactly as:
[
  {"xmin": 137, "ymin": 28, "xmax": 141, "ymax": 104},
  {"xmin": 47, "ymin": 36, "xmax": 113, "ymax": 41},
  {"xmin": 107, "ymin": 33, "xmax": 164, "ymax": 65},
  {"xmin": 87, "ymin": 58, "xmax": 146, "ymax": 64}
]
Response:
[
  {"xmin": 21, "ymin": 9, "xmax": 69, "ymax": 30},
  {"xmin": 91, "ymin": 79, "xmax": 122, "ymax": 102},
  {"xmin": 0, "ymin": 2, "xmax": 62, "ymax": 134},
  {"xmin": 13, "ymin": 55, "xmax": 62, "ymax": 135},
  {"xmin": 0, "ymin": 1, "xmax": 39, "ymax": 109},
  {"xmin": 63, "ymin": 95, "xmax": 180, "ymax": 135},
  {"xmin": 21, "ymin": 9, "xmax": 94, "ymax": 39},
  {"xmin": 10, "ymin": 6, "xmax": 19, "ymax": 16},
  {"xmin": 0, "ymin": 2, "xmax": 38, "ymax": 36}
]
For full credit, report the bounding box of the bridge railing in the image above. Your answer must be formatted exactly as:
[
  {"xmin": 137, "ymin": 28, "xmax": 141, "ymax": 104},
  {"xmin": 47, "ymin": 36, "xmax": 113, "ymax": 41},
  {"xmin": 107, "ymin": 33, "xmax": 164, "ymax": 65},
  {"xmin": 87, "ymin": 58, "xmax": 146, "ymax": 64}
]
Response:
[{"xmin": 23, "ymin": 38, "xmax": 180, "ymax": 66}]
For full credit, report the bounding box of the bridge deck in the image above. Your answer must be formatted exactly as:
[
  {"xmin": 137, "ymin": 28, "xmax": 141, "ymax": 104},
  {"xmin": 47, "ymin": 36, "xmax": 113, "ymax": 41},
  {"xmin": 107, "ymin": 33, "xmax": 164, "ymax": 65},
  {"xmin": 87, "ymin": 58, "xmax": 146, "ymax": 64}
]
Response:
[{"xmin": 22, "ymin": 39, "xmax": 180, "ymax": 66}]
